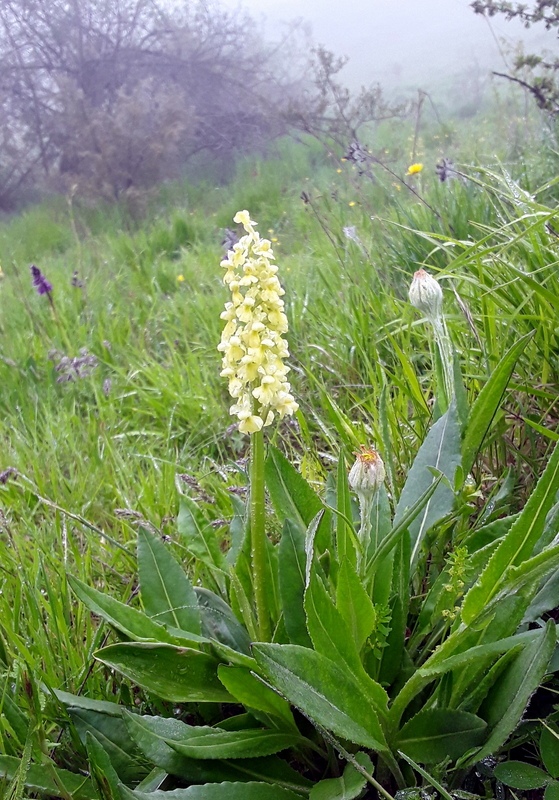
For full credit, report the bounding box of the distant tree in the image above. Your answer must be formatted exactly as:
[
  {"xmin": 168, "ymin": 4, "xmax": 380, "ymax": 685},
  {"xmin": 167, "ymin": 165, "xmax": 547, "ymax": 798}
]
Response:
[
  {"xmin": 286, "ymin": 46, "xmax": 408, "ymax": 149},
  {"xmin": 0, "ymin": 0, "xmax": 308, "ymax": 205},
  {"xmin": 471, "ymin": 1, "xmax": 559, "ymax": 113}
]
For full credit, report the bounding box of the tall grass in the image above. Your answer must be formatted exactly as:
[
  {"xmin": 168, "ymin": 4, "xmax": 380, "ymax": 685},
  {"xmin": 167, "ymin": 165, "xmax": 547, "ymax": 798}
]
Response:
[{"xmin": 0, "ymin": 91, "xmax": 558, "ymax": 786}]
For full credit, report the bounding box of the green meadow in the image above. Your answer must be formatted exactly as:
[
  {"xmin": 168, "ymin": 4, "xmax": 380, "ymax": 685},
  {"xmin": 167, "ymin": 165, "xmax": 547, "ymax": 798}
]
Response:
[{"xmin": 2, "ymin": 90, "xmax": 559, "ymax": 798}]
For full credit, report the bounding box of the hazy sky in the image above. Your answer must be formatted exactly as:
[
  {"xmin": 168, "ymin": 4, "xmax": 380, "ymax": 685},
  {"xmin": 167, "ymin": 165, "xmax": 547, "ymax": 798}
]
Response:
[{"xmin": 220, "ymin": 0, "xmax": 551, "ymax": 89}]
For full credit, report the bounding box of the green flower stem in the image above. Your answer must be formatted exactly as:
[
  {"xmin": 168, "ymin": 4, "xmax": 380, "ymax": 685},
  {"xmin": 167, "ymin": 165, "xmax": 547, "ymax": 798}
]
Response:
[
  {"xmin": 432, "ymin": 316, "xmax": 454, "ymax": 405},
  {"xmin": 250, "ymin": 428, "xmax": 271, "ymax": 641},
  {"xmin": 357, "ymin": 493, "xmax": 373, "ymax": 576}
]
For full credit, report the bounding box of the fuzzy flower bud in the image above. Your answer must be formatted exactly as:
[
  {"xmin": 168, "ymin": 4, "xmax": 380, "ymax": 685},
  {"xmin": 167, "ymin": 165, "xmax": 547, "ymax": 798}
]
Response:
[
  {"xmin": 348, "ymin": 446, "xmax": 385, "ymax": 498},
  {"xmin": 408, "ymin": 268, "xmax": 442, "ymax": 320},
  {"xmin": 219, "ymin": 210, "xmax": 298, "ymax": 434}
]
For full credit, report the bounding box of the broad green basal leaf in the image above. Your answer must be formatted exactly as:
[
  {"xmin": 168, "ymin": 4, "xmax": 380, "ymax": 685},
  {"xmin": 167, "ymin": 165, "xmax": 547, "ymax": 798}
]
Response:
[
  {"xmin": 393, "ymin": 402, "xmax": 461, "ymax": 569},
  {"xmin": 0, "ymin": 755, "xmax": 98, "ymax": 799},
  {"xmin": 395, "ymin": 709, "xmax": 486, "ymax": 764},
  {"xmin": 463, "ymin": 620, "xmax": 556, "ymax": 765},
  {"xmin": 68, "ymin": 704, "xmax": 149, "ymax": 783},
  {"xmin": 95, "ymin": 642, "xmax": 233, "ymax": 702},
  {"xmin": 217, "ymin": 665, "xmax": 296, "ymax": 728},
  {"xmin": 541, "ymin": 724, "xmax": 559, "ymax": 779},
  {"xmin": 265, "ymin": 445, "xmax": 324, "ymax": 533},
  {"xmin": 195, "ymin": 587, "xmax": 251, "ymax": 655},
  {"xmin": 68, "ymin": 575, "xmax": 180, "ymax": 644},
  {"xmin": 138, "ymin": 527, "xmax": 201, "ymax": 634},
  {"xmin": 309, "ymin": 752, "xmax": 373, "ymax": 800},
  {"xmin": 278, "ymin": 519, "xmax": 312, "ymax": 647},
  {"xmin": 123, "ymin": 713, "xmax": 313, "ymax": 791},
  {"xmin": 493, "ymin": 761, "xmax": 550, "ymax": 790},
  {"xmin": 86, "ymin": 733, "xmax": 122, "ymax": 800},
  {"xmin": 118, "ymin": 781, "xmax": 304, "ymax": 799},
  {"xmin": 167, "ymin": 727, "xmax": 298, "ymax": 760},
  {"xmin": 253, "ymin": 643, "xmax": 388, "ymax": 751}
]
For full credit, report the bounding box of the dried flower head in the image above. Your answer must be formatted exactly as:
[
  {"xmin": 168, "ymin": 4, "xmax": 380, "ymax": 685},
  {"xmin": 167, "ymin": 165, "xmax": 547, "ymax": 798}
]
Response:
[
  {"xmin": 218, "ymin": 210, "xmax": 298, "ymax": 434},
  {"xmin": 345, "ymin": 140, "xmax": 368, "ymax": 165},
  {"xmin": 408, "ymin": 269, "xmax": 443, "ymax": 320},
  {"xmin": 30, "ymin": 264, "xmax": 52, "ymax": 296},
  {"xmin": 348, "ymin": 446, "xmax": 385, "ymax": 498},
  {"xmin": 0, "ymin": 466, "xmax": 18, "ymax": 485},
  {"xmin": 49, "ymin": 348, "xmax": 98, "ymax": 382},
  {"xmin": 436, "ymin": 157, "xmax": 456, "ymax": 183},
  {"xmin": 221, "ymin": 228, "xmax": 239, "ymax": 253}
]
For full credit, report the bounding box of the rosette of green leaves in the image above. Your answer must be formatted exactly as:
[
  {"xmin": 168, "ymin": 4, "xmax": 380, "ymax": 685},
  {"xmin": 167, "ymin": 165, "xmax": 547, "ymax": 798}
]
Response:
[{"xmin": 5, "ymin": 333, "xmax": 559, "ymax": 798}]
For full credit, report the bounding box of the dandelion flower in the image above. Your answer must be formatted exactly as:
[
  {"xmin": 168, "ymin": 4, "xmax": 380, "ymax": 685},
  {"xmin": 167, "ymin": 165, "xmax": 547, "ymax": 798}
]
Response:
[
  {"xmin": 406, "ymin": 163, "xmax": 424, "ymax": 176},
  {"xmin": 218, "ymin": 211, "xmax": 298, "ymax": 434},
  {"xmin": 177, "ymin": 274, "xmax": 185, "ymax": 283}
]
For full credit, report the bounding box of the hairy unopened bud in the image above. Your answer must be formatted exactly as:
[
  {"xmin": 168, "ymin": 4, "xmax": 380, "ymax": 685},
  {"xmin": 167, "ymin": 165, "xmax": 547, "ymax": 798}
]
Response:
[
  {"xmin": 408, "ymin": 269, "xmax": 442, "ymax": 320},
  {"xmin": 349, "ymin": 447, "xmax": 385, "ymax": 498}
]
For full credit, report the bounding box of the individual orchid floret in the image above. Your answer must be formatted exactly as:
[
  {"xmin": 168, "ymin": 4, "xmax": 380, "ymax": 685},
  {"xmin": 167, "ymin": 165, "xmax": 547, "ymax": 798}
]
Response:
[{"xmin": 218, "ymin": 210, "xmax": 298, "ymax": 434}]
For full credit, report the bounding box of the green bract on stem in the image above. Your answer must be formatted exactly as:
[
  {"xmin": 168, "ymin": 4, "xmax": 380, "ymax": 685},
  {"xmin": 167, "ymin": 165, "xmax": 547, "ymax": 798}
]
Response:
[{"xmin": 218, "ymin": 210, "xmax": 298, "ymax": 640}]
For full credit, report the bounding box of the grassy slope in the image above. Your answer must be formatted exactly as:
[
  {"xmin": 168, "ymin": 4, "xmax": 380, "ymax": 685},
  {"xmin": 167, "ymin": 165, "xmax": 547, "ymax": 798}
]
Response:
[{"xmin": 0, "ymin": 88, "xmax": 558, "ymax": 767}]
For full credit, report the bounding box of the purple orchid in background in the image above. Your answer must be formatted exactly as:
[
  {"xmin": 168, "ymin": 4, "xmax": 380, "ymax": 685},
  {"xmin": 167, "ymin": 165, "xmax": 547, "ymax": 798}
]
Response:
[{"xmin": 30, "ymin": 264, "xmax": 53, "ymax": 296}]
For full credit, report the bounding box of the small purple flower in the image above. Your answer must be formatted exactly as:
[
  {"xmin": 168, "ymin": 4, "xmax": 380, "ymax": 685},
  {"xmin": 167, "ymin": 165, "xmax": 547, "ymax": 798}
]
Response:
[
  {"xmin": 0, "ymin": 466, "xmax": 17, "ymax": 485},
  {"xmin": 221, "ymin": 228, "xmax": 239, "ymax": 253},
  {"xmin": 71, "ymin": 270, "xmax": 84, "ymax": 288},
  {"xmin": 30, "ymin": 264, "xmax": 53, "ymax": 296}
]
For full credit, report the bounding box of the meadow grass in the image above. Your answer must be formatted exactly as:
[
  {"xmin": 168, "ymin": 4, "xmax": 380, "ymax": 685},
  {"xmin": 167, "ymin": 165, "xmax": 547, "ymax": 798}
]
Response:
[{"xmin": 0, "ymin": 89, "xmax": 559, "ymax": 791}]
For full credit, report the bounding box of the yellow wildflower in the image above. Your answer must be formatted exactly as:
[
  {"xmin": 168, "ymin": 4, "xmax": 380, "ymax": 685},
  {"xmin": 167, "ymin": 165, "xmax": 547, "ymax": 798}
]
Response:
[
  {"xmin": 177, "ymin": 274, "xmax": 185, "ymax": 282},
  {"xmin": 336, "ymin": 168, "xmax": 342, "ymax": 174},
  {"xmin": 218, "ymin": 211, "xmax": 298, "ymax": 434},
  {"xmin": 406, "ymin": 163, "xmax": 424, "ymax": 176},
  {"xmin": 348, "ymin": 201, "xmax": 356, "ymax": 207}
]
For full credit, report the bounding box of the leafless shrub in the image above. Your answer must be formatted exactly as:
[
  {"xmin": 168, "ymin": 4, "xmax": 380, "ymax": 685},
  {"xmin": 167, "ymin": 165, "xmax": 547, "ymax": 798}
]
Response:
[
  {"xmin": 285, "ymin": 46, "xmax": 410, "ymax": 149},
  {"xmin": 472, "ymin": 1, "xmax": 559, "ymax": 114},
  {"xmin": 0, "ymin": 0, "xmax": 310, "ymax": 205}
]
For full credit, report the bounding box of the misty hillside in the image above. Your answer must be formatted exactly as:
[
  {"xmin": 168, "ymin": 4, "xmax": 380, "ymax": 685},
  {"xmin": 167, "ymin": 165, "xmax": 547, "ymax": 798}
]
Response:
[{"xmin": 223, "ymin": 0, "xmax": 553, "ymax": 92}]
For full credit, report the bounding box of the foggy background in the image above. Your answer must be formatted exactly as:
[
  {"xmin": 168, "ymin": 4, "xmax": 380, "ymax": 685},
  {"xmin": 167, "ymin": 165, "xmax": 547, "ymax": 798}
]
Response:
[
  {"xmin": 220, "ymin": 0, "xmax": 551, "ymax": 90},
  {"xmin": 0, "ymin": 0, "xmax": 554, "ymax": 211}
]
